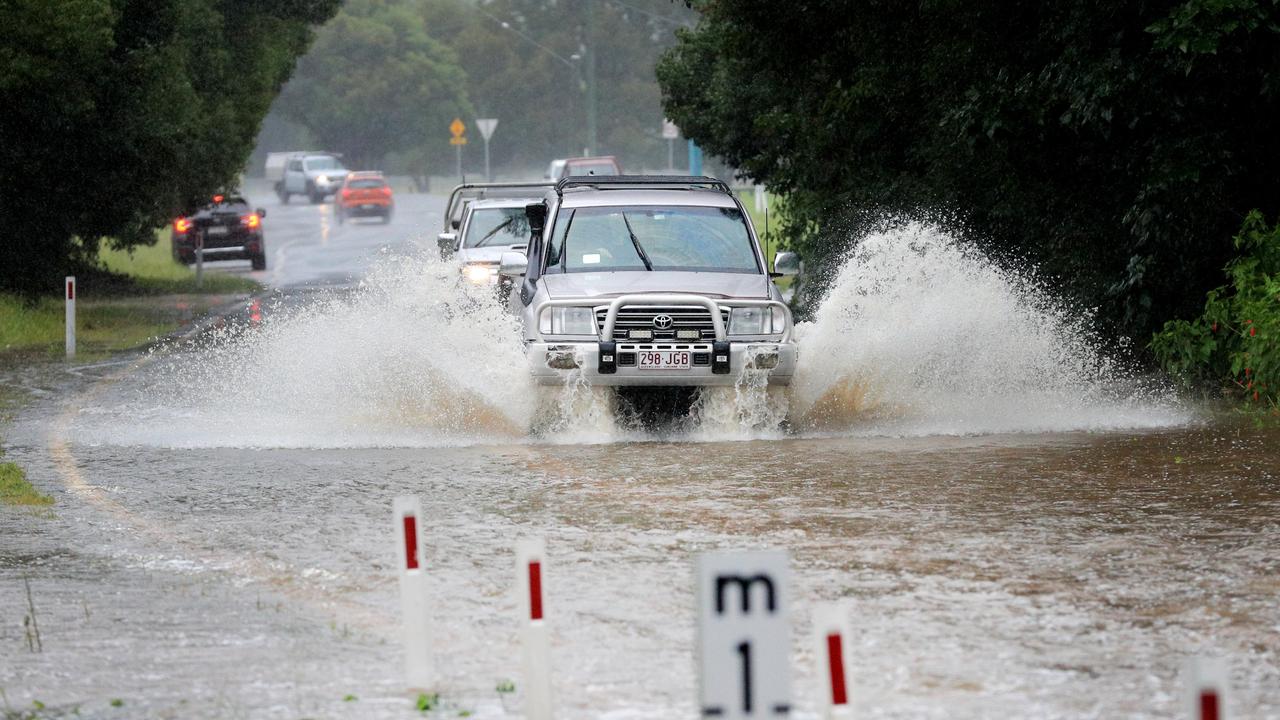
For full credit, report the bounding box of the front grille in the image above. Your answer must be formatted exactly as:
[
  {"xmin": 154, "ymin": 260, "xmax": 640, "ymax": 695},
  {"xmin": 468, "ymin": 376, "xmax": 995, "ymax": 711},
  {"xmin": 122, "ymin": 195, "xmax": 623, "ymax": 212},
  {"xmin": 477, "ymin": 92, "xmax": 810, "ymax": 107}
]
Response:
[{"xmin": 596, "ymin": 305, "xmax": 729, "ymax": 340}]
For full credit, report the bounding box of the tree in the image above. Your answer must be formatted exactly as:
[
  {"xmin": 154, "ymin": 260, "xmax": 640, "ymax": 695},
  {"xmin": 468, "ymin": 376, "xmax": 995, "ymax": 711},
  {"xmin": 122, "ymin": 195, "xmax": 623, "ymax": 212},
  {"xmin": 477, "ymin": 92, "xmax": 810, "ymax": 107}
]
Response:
[
  {"xmin": 273, "ymin": 0, "xmax": 473, "ymax": 172},
  {"xmin": 0, "ymin": 0, "xmax": 339, "ymax": 297},
  {"xmin": 657, "ymin": 0, "xmax": 1280, "ymax": 337}
]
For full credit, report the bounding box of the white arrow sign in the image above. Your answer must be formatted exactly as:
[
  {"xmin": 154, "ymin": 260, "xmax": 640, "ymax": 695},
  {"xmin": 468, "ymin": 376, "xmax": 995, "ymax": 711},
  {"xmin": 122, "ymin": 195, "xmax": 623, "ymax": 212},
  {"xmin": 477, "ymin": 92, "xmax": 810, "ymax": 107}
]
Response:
[{"xmin": 476, "ymin": 118, "xmax": 499, "ymax": 141}]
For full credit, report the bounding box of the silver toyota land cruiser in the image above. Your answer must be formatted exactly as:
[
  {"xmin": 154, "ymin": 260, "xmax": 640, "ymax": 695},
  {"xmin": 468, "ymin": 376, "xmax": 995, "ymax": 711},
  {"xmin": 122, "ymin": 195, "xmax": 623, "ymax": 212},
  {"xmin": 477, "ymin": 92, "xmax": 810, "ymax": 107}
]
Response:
[{"xmin": 497, "ymin": 176, "xmax": 800, "ymax": 386}]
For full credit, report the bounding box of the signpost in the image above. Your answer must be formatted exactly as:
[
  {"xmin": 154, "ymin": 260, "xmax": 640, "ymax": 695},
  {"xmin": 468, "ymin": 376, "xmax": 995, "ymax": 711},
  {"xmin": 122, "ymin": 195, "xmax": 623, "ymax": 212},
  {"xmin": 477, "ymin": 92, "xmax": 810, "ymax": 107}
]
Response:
[
  {"xmin": 394, "ymin": 496, "xmax": 433, "ymax": 690},
  {"xmin": 663, "ymin": 118, "xmax": 679, "ymax": 171},
  {"xmin": 517, "ymin": 538, "xmax": 553, "ymax": 720},
  {"xmin": 1187, "ymin": 657, "xmax": 1229, "ymax": 720},
  {"xmin": 476, "ymin": 118, "xmax": 498, "ymax": 181},
  {"xmin": 64, "ymin": 276, "xmax": 75, "ymax": 358},
  {"xmin": 449, "ymin": 117, "xmax": 467, "ymax": 179},
  {"xmin": 695, "ymin": 550, "xmax": 791, "ymax": 719},
  {"xmin": 812, "ymin": 603, "xmax": 853, "ymax": 719}
]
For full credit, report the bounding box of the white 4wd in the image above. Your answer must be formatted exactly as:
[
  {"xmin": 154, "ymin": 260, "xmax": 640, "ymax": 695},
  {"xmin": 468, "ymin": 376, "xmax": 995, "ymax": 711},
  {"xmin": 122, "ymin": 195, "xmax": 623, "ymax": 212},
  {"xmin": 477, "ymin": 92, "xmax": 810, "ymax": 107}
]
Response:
[{"xmin": 500, "ymin": 176, "xmax": 799, "ymax": 386}]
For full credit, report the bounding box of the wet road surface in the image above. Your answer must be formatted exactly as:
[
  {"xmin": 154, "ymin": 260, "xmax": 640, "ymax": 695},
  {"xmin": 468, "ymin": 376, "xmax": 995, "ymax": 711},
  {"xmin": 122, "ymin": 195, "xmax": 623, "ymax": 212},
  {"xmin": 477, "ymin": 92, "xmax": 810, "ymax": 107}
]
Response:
[{"xmin": 1, "ymin": 196, "xmax": 1277, "ymax": 719}]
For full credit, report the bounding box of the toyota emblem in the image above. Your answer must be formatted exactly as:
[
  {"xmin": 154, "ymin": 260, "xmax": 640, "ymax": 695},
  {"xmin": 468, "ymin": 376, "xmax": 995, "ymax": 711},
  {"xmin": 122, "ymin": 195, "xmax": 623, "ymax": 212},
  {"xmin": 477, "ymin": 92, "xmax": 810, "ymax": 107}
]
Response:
[{"xmin": 652, "ymin": 314, "xmax": 673, "ymax": 330}]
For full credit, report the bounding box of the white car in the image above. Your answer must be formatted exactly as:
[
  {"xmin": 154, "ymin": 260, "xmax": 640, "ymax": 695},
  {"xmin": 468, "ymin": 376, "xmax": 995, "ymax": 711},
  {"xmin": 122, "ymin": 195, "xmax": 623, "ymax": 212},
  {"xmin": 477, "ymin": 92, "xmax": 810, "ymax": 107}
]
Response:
[
  {"xmin": 278, "ymin": 152, "xmax": 349, "ymax": 204},
  {"xmin": 438, "ymin": 182, "xmax": 555, "ymax": 286},
  {"xmin": 498, "ymin": 176, "xmax": 800, "ymax": 387}
]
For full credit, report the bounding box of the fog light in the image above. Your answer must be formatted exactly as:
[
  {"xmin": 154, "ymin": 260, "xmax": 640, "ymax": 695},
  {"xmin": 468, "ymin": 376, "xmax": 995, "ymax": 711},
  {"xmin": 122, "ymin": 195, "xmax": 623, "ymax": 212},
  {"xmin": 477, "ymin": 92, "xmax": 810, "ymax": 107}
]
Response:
[
  {"xmin": 546, "ymin": 350, "xmax": 579, "ymax": 370},
  {"xmin": 675, "ymin": 329, "xmax": 701, "ymax": 340}
]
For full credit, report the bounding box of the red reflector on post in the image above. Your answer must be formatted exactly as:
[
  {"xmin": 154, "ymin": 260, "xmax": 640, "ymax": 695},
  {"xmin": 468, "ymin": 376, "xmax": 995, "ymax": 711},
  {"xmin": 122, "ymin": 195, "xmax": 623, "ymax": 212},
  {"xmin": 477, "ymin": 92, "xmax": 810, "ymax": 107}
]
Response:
[
  {"xmin": 66, "ymin": 279, "xmax": 74, "ymax": 300},
  {"xmin": 528, "ymin": 561, "xmax": 543, "ymax": 620},
  {"xmin": 402, "ymin": 515, "xmax": 419, "ymax": 570},
  {"xmin": 1200, "ymin": 692, "xmax": 1219, "ymax": 720},
  {"xmin": 826, "ymin": 632, "xmax": 848, "ymax": 705}
]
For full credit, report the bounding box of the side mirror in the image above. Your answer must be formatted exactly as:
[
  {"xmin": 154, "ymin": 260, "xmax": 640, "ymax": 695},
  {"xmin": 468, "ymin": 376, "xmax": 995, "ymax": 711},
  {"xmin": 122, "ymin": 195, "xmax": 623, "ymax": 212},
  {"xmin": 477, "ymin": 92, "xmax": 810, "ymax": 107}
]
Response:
[
  {"xmin": 499, "ymin": 251, "xmax": 528, "ymax": 277},
  {"xmin": 450, "ymin": 218, "xmax": 461, "ymax": 230},
  {"xmin": 256, "ymin": 208, "xmax": 267, "ymax": 219},
  {"xmin": 525, "ymin": 202, "xmax": 548, "ymax": 236},
  {"xmin": 437, "ymin": 232, "xmax": 457, "ymax": 259},
  {"xmin": 773, "ymin": 250, "xmax": 801, "ymax": 277}
]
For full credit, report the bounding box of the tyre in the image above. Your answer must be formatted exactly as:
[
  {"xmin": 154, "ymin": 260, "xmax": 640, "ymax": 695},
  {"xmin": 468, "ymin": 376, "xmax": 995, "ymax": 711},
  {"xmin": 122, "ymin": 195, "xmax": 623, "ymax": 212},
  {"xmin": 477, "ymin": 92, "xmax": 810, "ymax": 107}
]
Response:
[
  {"xmin": 279, "ymin": 190, "xmax": 290, "ymax": 205},
  {"xmin": 381, "ymin": 211, "xmax": 391, "ymax": 224},
  {"xmin": 306, "ymin": 182, "xmax": 321, "ymax": 204},
  {"xmin": 251, "ymin": 253, "xmax": 266, "ymax": 271}
]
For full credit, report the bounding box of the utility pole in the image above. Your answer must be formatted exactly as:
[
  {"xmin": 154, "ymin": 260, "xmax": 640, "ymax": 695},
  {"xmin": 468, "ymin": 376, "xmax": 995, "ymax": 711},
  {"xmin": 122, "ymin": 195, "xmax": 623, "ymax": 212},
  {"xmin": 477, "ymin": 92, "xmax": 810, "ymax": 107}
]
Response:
[{"xmin": 585, "ymin": 0, "xmax": 598, "ymax": 156}]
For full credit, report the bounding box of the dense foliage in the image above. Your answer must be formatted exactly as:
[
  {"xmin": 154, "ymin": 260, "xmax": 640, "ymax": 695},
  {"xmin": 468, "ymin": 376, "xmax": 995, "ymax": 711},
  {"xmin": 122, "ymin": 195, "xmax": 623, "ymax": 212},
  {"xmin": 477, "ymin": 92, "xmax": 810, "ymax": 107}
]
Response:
[
  {"xmin": 1152, "ymin": 211, "xmax": 1279, "ymax": 409},
  {"xmin": 274, "ymin": 0, "xmax": 472, "ymax": 171},
  {"xmin": 657, "ymin": 0, "xmax": 1280, "ymax": 337},
  {"xmin": 258, "ymin": 0, "xmax": 696, "ymax": 175},
  {"xmin": 0, "ymin": 0, "xmax": 338, "ymax": 297}
]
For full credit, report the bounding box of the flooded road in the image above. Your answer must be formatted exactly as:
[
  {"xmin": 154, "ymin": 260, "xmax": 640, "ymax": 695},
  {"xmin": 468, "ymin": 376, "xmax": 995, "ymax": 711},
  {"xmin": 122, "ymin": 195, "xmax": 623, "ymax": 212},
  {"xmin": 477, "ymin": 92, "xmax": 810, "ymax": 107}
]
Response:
[{"xmin": 2, "ymin": 206, "xmax": 1277, "ymax": 719}]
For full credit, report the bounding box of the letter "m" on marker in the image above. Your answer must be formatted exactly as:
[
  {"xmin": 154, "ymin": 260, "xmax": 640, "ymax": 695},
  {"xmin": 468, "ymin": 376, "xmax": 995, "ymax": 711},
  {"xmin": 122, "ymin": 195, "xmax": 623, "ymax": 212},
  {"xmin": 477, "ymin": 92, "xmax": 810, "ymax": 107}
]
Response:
[{"xmin": 715, "ymin": 574, "xmax": 776, "ymax": 615}]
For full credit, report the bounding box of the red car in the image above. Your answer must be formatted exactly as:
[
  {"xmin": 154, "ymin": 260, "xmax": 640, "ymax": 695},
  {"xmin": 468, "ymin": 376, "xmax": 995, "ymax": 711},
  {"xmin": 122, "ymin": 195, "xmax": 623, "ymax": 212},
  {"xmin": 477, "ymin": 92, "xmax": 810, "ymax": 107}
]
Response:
[{"xmin": 335, "ymin": 171, "xmax": 394, "ymax": 224}]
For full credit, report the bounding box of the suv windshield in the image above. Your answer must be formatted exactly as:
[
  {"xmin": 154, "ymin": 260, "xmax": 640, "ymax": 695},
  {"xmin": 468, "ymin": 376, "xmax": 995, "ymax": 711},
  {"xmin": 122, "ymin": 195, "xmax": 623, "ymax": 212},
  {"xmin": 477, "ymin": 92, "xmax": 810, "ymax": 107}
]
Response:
[
  {"xmin": 465, "ymin": 207, "xmax": 531, "ymax": 248},
  {"xmin": 545, "ymin": 206, "xmax": 759, "ymax": 273}
]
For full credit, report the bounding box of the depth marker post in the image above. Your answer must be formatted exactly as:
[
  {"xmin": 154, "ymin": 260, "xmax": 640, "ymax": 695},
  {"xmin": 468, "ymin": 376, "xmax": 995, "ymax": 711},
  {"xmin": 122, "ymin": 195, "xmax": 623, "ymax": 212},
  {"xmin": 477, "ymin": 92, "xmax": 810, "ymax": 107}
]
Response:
[
  {"xmin": 516, "ymin": 537, "xmax": 553, "ymax": 720},
  {"xmin": 64, "ymin": 276, "xmax": 76, "ymax": 358},
  {"xmin": 1187, "ymin": 656, "xmax": 1229, "ymax": 720},
  {"xmin": 393, "ymin": 496, "xmax": 433, "ymax": 689},
  {"xmin": 812, "ymin": 602, "xmax": 853, "ymax": 719}
]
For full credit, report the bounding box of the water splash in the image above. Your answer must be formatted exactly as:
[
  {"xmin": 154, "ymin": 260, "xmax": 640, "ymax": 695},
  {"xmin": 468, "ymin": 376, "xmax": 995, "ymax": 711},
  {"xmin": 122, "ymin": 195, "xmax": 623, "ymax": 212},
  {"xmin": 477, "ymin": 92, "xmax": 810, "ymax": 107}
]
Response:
[
  {"xmin": 788, "ymin": 222, "xmax": 1190, "ymax": 435},
  {"xmin": 71, "ymin": 224, "xmax": 1190, "ymax": 449}
]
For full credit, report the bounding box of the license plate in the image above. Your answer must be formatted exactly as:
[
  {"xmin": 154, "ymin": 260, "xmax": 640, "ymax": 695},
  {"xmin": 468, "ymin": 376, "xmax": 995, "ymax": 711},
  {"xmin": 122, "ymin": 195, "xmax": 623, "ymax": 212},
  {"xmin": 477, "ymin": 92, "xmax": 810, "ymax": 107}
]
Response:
[
  {"xmin": 206, "ymin": 226, "xmax": 228, "ymax": 236},
  {"xmin": 637, "ymin": 350, "xmax": 691, "ymax": 370}
]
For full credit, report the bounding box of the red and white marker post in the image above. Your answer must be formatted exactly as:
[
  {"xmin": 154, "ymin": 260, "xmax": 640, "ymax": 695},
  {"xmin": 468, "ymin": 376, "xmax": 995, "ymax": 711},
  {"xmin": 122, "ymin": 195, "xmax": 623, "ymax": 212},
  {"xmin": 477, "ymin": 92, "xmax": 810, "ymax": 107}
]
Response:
[
  {"xmin": 1187, "ymin": 656, "xmax": 1229, "ymax": 720},
  {"xmin": 393, "ymin": 496, "xmax": 433, "ymax": 690},
  {"xmin": 64, "ymin": 276, "xmax": 76, "ymax": 358},
  {"xmin": 516, "ymin": 537, "xmax": 553, "ymax": 720},
  {"xmin": 812, "ymin": 602, "xmax": 853, "ymax": 719}
]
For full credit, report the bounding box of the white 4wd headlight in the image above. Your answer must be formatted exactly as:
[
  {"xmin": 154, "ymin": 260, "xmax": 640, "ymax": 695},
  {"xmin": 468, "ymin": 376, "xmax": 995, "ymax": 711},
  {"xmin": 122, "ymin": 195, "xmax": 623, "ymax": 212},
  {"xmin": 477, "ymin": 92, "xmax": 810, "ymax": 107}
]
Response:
[
  {"xmin": 463, "ymin": 264, "xmax": 497, "ymax": 284},
  {"xmin": 539, "ymin": 306, "xmax": 597, "ymax": 336},
  {"xmin": 728, "ymin": 306, "xmax": 787, "ymax": 335}
]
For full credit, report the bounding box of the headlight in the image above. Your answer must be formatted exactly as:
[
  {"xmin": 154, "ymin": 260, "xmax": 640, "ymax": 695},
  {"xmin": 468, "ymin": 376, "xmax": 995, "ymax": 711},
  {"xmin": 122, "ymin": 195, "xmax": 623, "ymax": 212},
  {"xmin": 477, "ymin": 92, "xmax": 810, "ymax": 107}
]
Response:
[
  {"xmin": 539, "ymin": 307, "xmax": 597, "ymax": 336},
  {"xmin": 317, "ymin": 175, "xmax": 329, "ymax": 184},
  {"xmin": 463, "ymin": 264, "xmax": 497, "ymax": 285},
  {"xmin": 728, "ymin": 306, "xmax": 788, "ymax": 335}
]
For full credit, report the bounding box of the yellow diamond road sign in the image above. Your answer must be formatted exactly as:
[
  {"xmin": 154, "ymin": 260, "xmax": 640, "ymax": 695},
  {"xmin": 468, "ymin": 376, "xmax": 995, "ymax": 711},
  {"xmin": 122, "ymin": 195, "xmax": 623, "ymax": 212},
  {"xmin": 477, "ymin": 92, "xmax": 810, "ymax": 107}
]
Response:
[{"xmin": 450, "ymin": 118, "xmax": 466, "ymax": 139}]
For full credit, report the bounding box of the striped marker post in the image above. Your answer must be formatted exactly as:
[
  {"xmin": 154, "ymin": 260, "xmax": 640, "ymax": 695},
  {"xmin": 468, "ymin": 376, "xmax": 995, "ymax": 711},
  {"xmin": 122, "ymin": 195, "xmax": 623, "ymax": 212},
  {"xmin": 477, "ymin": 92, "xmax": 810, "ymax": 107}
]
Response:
[
  {"xmin": 393, "ymin": 496, "xmax": 433, "ymax": 689},
  {"xmin": 64, "ymin": 276, "xmax": 76, "ymax": 358},
  {"xmin": 1187, "ymin": 656, "xmax": 1229, "ymax": 720},
  {"xmin": 813, "ymin": 603, "xmax": 853, "ymax": 719},
  {"xmin": 517, "ymin": 537, "xmax": 553, "ymax": 720}
]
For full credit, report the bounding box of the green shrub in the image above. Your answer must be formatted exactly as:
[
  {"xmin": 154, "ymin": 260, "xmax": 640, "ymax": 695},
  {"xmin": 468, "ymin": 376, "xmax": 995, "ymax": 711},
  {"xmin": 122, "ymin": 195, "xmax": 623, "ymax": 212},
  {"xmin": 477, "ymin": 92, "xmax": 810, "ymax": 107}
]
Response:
[{"xmin": 1152, "ymin": 210, "xmax": 1279, "ymax": 409}]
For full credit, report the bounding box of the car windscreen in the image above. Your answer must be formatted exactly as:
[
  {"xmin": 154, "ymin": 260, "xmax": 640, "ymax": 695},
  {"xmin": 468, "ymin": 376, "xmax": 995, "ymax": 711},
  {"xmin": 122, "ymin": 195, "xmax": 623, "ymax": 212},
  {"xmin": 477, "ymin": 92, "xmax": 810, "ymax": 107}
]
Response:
[
  {"xmin": 564, "ymin": 161, "xmax": 617, "ymax": 177},
  {"xmin": 544, "ymin": 206, "xmax": 760, "ymax": 274},
  {"xmin": 348, "ymin": 178, "xmax": 385, "ymax": 188},
  {"xmin": 464, "ymin": 207, "xmax": 531, "ymax": 248},
  {"xmin": 306, "ymin": 157, "xmax": 343, "ymax": 171}
]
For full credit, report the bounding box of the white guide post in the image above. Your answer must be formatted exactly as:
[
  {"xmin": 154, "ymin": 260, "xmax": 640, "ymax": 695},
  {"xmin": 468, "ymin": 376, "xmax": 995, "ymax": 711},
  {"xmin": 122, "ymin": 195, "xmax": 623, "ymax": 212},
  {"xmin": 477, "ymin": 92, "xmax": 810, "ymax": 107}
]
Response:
[
  {"xmin": 812, "ymin": 602, "xmax": 853, "ymax": 719},
  {"xmin": 394, "ymin": 496, "xmax": 433, "ymax": 689},
  {"xmin": 64, "ymin": 276, "xmax": 76, "ymax": 358},
  {"xmin": 1187, "ymin": 656, "xmax": 1229, "ymax": 720},
  {"xmin": 517, "ymin": 537, "xmax": 553, "ymax": 720},
  {"xmin": 695, "ymin": 549, "xmax": 792, "ymax": 720}
]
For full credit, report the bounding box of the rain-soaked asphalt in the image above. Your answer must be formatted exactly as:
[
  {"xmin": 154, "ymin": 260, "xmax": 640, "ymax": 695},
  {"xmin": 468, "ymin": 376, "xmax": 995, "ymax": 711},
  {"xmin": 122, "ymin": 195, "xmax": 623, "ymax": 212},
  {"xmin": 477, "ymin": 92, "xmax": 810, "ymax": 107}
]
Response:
[{"xmin": 1, "ymin": 188, "xmax": 1278, "ymax": 719}]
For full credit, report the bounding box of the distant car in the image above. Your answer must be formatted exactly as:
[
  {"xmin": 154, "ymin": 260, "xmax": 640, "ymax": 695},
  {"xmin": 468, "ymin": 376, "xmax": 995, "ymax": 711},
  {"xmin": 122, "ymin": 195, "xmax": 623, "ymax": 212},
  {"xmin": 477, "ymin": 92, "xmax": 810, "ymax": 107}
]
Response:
[
  {"xmin": 279, "ymin": 152, "xmax": 348, "ymax": 204},
  {"xmin": 335, "ymin": 172, "xmax": 394, "ymax": 224},
  {"xmin": 171, "ymin": 194, "xmax": 268, "ymax": 271},
  {"xmin": 545, "ymin": 156, "xmax": 622, "ymax": 179}
]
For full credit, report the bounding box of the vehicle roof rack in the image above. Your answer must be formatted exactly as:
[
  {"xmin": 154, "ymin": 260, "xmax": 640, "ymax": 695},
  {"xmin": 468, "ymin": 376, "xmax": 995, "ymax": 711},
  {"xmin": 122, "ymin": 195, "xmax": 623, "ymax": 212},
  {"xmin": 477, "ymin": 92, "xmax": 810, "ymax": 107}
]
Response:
[{"xmin": 555, "ymin": 175, "xmax": 731, "ymax": 195}]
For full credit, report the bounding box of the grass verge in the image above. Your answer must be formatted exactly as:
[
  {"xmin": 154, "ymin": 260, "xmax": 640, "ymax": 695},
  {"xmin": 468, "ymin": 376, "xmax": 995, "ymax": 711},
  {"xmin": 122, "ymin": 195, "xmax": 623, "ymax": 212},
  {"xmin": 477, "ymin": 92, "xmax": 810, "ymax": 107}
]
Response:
[
  {"xmin": 0, "ymin": 456, "xmax": 52, "ymax": 507},
  {"xmin": 1, "ymin": 230, "xmax": 260, "ymax": 361}
]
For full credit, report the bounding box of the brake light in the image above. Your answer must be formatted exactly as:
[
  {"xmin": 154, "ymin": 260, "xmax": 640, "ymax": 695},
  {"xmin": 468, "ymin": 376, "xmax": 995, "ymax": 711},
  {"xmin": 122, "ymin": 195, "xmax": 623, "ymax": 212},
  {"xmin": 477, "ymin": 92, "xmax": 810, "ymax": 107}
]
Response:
[
  {"xmin": 380, "ymin": 186, "xmax": 392, "ymax": 196},
  {"xmin": 241, "ymin": 213, "xmax": 260, "ymax": 229},
  {"xmin": 174, "ymin": 217, "xmax": 191, "ymax": 233},
  {"xmin": 341, "ymin": 188, "xmax": 352, "ymax": 199},
  {"xmin": 213, "ymin": 194, "xmax": 224, "ymax": 204}
]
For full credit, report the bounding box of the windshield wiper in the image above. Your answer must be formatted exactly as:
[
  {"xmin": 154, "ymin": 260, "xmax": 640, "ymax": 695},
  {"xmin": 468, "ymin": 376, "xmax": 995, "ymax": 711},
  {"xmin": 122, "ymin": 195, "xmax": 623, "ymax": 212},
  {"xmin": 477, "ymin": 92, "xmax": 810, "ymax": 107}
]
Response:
[
  {"xmin": 477, "ymin": 217, "xmax": 515, "ymax": 246},
  {"xmin": 621, "ymin": 213, "xmax": 653, "ymax": 271}
]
